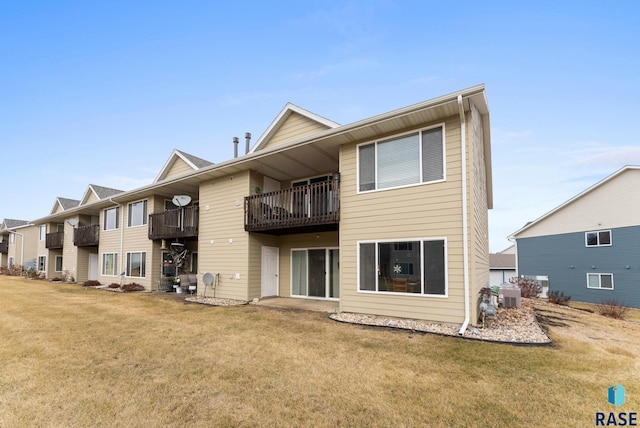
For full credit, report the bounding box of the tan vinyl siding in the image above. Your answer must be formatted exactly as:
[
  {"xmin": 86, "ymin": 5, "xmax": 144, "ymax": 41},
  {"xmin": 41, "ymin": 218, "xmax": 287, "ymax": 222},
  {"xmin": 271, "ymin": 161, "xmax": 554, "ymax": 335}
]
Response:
[
  {"xmin": 339, "ymin": 115, "xmax": 467, "ymax": 324},
  {"xmin": 85, "ymin": 191, "xmax": 101, "ymax": 205},
  {"xmin": 163, "ymin": 158, "xmax": 195, "ymax": 180},
  {"xmin": 197, "ymin": 171, "xmax": 251, "ymax": 301},
  {"xmin": 97, "ymin": 204, "xmax": 124, "ymax": 286},
  {"xmin": 261, "ymin": 112, "xmax": 332, "ymax": 150},
  {"xmin": 516, "ymin": 168, "xmax": 640, "ymax": 239},
  {"xmin": 247, "ymin": 234, "xmax": 279, "ymax": 298},
  {"xmin": 469, "ymin": 103, "xmax": 490, "ymax": 323},
  {"xmin": 61, "ymin": 220, "xmax": 77, "ymax": 280}
]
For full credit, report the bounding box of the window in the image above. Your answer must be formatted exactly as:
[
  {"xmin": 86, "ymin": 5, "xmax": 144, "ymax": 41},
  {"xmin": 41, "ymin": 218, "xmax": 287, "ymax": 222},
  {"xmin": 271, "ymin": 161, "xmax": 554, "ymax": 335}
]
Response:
[
  {"xmin": 358, "ymin": 126, "xmax": 444, "ymax": 192},
  {"xmin": 587, "ymin": 273, "xmax": 614, "ymax": 290},
  {"xmin": 9, "ymin": 233, "xmax": 15, "ymax": 245},
  {"xmin": 104, "ymin": 207, "xmax": 119, "ymax": 231},
  {"xmin": 55, "ymin": 256, "xmax": 63, "ymax": 272},
  {"xmin": 126, "ymin": 252, "xmax": 146, "ymax": 278},
  {"xmin": 102, "ymin": 253, "xmax": 118, "ymax": 276},
  {"xmin": 359, "ymin": 239, "xmax": 446, "ymax": 295},
  {"xmin": 128, "ymin": 200, "xmax": 148, "ymax": 227},
  {"xmin": 9, "ymin": 257, "xmax": 14, "ymax": 266},
  {"xmin": 291, "ymin": 248, "xmax": 339, "ymax": 299},
  {"xmin": 585, "ymin": 230, "xmax": 611, "ymax": 247},
  {"xmin": 39, "ymin": 225, "xmax": 47, "ymax": 241},
  {"xmin": 37, "ymin": 256, "xmax": 46, "ymax": 272}
]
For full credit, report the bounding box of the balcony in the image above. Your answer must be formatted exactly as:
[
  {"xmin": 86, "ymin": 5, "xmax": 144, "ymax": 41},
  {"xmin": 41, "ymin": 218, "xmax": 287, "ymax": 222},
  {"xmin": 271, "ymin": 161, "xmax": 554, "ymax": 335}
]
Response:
[
  {"xmin": 0, "ymin": 240, "xmax": 7, "ymax": 254},
  {"xmin": 245, "ymin": 179, "xmax": 340, "ymax": 235},
  {"xmin": 148, "ymin": 205, "xmax": 199, "ymax": 240},
  {"xmin": 74, "ymin": 224, "xmax": 100, "ymax": 247},
  {"xmin": 45, "ymin": 232, "xmax": 64, "ymax": 249}
]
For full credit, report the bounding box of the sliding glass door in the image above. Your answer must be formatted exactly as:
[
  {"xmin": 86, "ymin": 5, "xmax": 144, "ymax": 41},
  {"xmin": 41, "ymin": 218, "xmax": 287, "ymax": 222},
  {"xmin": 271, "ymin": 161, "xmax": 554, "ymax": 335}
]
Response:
[{"xmin": 291, "ymin": 248, "xmax": 339, "ymax": 299}]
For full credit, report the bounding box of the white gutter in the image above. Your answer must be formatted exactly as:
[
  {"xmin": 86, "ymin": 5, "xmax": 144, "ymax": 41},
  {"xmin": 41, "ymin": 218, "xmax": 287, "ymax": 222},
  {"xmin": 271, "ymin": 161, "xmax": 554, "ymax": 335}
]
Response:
[{"xmin": 457, "ymin": 95, "xmax": 471, "ymax": 336}]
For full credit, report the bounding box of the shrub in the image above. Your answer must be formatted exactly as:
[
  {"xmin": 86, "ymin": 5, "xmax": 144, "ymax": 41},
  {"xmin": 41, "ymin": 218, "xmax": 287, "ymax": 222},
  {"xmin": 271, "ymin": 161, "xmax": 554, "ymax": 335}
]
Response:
[
  {"xmin": 548, "ymin": 290, "xmax": 571, "ymax": 306},
  {"xmin": 121, "ymin": 283, "xmax": 144, "ymax": 292},
  {"xmin": 83, "ymin": 280, "xmax": 101, "ymax": 287},
  {"xmin": 108, "ymin": 283, "xmax": 120, "ymax": 289},
  {"xmin": 596, "ymin": 299, "xmax": 629, "ymax": 320},
  {"xmin": 508, "ymin": 276, "xmax": 541, "ymax": 298}
]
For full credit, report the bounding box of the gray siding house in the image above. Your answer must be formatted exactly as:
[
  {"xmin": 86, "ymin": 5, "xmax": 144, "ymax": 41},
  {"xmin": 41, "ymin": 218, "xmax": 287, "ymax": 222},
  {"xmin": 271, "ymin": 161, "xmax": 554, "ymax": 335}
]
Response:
[{"xmin": 510, "ymin": 166, "xmax": 640, "ymax": 308}]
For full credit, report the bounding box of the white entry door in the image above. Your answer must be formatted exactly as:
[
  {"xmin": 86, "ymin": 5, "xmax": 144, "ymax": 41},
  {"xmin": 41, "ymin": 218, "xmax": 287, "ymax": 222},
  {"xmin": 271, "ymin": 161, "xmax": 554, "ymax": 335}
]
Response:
[
  {"xmin": 261, "ymin": 246, "xmax": 279, "ymax": 297},
  {"xmin": 88, "ymin": 253, "xmax": 98, "ymax": 281}
]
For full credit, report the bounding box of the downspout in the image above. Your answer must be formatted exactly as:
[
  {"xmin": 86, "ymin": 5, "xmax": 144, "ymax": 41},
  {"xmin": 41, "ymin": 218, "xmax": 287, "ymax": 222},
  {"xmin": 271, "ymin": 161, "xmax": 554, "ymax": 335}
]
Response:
[{"xmin": 457, "ymin": 95, "xmax": 471, "ymax": 335}]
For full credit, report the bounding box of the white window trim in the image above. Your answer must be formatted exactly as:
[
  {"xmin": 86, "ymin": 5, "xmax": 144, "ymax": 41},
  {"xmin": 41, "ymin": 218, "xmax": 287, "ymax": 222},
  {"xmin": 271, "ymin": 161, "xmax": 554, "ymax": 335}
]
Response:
[
  {"xmin": 54, "ymin": 255, "xmax": 63, "ymax": 272},
  {"xmin": 39, "ymin": 225, "xmax": 47, "ymax": 241},
  {"xmin": 356, "ymin": 123, "xmax": 446, "ymax": 194},
  {"xmin": 125, "ymin": 251, "xmax": 147, "ymax": 278},
  {"xmin": 357, "ymin": 237, "xmax": 448, "ymax": 298},
  {"xmin": 101, "ymin": 252, "xmax": 119, "ymax": 277},
  {"xmin": 103, "ymin": 207, "xmax": 119, "ymax": 231},
  {"xmin": 37, "ymin": 255, "xmax": 46, "ymax": 272},
  {"xmin": 586, "ymin": 273, "xmax": 614, "ymax": 290},
  {"xmin": 127, "ymin": 199, "xmax": 148, "ymax": 228},
  {"xmin": 290, "ymin": 247, "xmax": 340, "ymax": 301},
  {"xmin": 9, "ymin": 233, "xmax": 15, "ymax": 245},
  {"xmin": 585, "ymin": 230, "xmax": 612, "ymax": 247}
]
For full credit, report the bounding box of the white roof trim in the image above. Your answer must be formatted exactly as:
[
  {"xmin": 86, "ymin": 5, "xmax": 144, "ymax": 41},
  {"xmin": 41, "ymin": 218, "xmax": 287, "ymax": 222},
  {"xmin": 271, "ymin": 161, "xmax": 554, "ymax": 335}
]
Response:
[
  {"xmin": 509, "ymin": 165, "xmax": 640, "ymax": 239},
  {"xmin": 249, "ymin": 103, "xmax": 340, "ymax": 154},
  {"xmin": 154, "ymin": 149, "xmax": 200, "ymax": 183}
]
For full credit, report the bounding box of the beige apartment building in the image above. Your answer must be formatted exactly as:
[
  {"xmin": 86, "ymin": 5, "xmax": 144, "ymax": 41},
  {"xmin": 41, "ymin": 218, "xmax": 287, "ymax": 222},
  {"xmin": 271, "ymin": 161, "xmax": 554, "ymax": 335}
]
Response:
[{"xmin": 11, "ymin": 84, "xmax": 492, "ymax": 326}]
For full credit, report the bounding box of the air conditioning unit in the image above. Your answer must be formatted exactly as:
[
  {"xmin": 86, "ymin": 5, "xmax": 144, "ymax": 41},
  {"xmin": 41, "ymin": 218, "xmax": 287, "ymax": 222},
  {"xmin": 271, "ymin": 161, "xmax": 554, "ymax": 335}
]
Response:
[{"xmin": 500, "ymin": 286, "xmax": 521, "ymax": 308}]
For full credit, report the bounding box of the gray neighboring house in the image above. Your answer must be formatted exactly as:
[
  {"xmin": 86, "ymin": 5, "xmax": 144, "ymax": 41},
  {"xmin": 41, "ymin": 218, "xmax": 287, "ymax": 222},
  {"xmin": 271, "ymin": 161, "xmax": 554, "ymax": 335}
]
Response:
[{"xmin": 510, "ymin": 166, "xmax": 640, "ymax": 307}]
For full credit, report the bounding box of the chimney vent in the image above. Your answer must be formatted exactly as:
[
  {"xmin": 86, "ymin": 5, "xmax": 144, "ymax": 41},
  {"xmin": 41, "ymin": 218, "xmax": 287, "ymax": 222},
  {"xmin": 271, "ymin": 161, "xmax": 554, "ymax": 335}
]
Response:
[
  {"xmin": 245, "ymin": 132, "xmax": 251, "ymax": 154},
  {"xmin": 233, "ymin": 137, "xmax": 239, "ymax": 158}
]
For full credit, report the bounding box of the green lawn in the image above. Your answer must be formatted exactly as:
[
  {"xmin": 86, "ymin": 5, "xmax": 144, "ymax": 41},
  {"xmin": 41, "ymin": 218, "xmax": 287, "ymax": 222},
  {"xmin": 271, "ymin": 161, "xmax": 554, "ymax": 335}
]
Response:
[{"xmin": 1, "ymin": 276, "xmax": 638, "ymax": 427}]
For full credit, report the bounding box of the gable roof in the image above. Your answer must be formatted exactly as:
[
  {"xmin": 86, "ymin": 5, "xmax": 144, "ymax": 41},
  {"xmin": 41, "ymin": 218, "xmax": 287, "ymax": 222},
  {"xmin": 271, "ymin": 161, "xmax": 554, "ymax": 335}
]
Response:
[
  {"xmin": 249, "ymin": 103, "xmax": 340, "ymax": 153},
  {"xmin": 0, "ymin": 218, "xmax": 30, "ymax": 231},
  {"xmin": 154, "ymin": 149, "xmax": 214, "ymax": 183},
  {"xmin": 509, "ymin": 165, "xmax": 640, "ymax": 239},
  {"xmin": 490, "ymin": 253, "xmax": 516, "ymax": 269},
  {"xmin": 51, "ymin": 197, "xmax": 81, "ymax": 214},
  {"xmin": 80, "ymin": 184, "xmax": 124, "ymax": 205}
]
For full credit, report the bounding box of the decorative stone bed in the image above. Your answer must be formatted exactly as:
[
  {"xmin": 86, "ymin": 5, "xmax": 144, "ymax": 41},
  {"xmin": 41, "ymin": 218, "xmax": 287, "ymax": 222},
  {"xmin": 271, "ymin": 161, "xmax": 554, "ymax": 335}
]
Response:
[{"xmin": 330, "ymin": 298, "xmax": 551, "ymax": 345}]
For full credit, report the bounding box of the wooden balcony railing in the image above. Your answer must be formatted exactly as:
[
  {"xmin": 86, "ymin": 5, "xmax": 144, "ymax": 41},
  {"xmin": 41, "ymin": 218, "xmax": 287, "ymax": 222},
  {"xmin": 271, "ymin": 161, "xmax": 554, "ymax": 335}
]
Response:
[
  {"xmin": 0, "ymin": 240, "xmax": 8, "ymax": 254},
  {"xmin": 74, "ymin": 224, "xmax": 100, "ymax": 247},
  {"xmin": 245, "ymin": 179, "xmax": 340, "ymax": 235},
  {"xmin": 148, "ymin": 205, "xmax": 199, "ymax": 240},
  {"xmin": 45, "ymin": 232, "xmax": 64, "ymax": 249}
]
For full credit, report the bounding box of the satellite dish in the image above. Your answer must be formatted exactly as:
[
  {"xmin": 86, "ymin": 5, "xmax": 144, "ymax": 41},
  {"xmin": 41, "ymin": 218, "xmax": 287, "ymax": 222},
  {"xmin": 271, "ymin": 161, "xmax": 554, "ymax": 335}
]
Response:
[
  {"xmin": 172, "ymin": 195, "xmax": 192, "ymax": 207},
  {"xmin": 66, "ymin": 218, "xmax": 79, "ymax": 227},
  {"xmin": 203, "ymin": 272, "xmax": 214, "ymax": 286}
]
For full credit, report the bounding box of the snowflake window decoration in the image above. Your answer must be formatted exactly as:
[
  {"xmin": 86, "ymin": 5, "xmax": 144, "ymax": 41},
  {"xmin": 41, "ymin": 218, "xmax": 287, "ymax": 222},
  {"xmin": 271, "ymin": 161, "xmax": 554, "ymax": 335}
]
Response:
[{"xmin": 393, "ymin": 264, "xmax": 402, "ymax": 274}]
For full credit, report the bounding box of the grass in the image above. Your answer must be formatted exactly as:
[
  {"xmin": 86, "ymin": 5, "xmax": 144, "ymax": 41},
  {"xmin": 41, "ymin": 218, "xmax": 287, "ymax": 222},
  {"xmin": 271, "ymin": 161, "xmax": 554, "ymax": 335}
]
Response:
[{"xmin": 1, "ymin": 277, "xmax": 639, "ymax": 427}]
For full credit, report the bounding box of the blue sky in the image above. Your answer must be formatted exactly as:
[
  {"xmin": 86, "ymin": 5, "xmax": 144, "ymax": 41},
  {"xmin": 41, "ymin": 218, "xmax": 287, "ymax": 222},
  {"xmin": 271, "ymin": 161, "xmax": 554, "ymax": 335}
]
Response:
[{"xmin": 1, "ymin": 1, "xmax": 639, "ymax": 252}]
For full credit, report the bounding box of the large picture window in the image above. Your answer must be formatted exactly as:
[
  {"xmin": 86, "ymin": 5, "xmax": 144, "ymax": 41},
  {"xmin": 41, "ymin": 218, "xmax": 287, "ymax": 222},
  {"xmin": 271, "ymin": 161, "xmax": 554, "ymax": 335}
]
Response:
[
  {"xmin": 102, "ymin": 253, "xmax": 118, "ymax": 276},
  {"xmin": 126, "ymin": 251, "xmax": 146, "ymax": 278},
  {"xmin": 359, "ymin": 239, "xmax": 446, "ymax": 296},
  {"xmin": 128, "ymin": 200, "xmax": 148, "ymax": 227},
  {"xmin": 104, "ymin": 207, "xmax": 119, "ymax": 231},
  {"xmin": 358, "ymin": 126, "xmax": 444, "ymax": 192}
]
